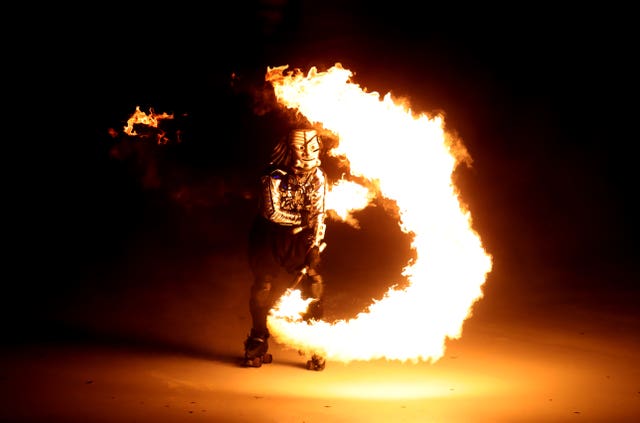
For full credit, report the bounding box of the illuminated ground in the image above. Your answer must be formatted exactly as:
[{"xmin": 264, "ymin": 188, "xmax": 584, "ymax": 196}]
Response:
[{"xmin": 2, "ymin": 235, "xmax": 638, "ymax": 423}]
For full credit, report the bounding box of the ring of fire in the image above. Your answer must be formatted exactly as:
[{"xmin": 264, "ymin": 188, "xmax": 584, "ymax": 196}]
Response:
[{"xmin": 264, "ymin": 63, "xmax": 493, "ymax": 365}]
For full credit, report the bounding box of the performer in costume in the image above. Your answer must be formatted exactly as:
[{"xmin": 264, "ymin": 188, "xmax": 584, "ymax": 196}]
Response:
[{"xmin": 244, "ymin": 128, "xmax": 327, "ymax": 366}]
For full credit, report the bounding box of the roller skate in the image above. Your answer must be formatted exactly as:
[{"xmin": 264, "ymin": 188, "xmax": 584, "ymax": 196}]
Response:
[
  {"xmin": 306, "ymin": 353, "xmax": 325, "ymax": 371},
  {"xmin": 243, "ymin": 329, "xmax": 272, "ymax": 368}
]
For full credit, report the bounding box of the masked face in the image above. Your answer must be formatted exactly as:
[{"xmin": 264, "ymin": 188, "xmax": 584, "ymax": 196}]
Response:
[{"xmin": 289, "ymin": 129, "xmax": 321, "ymax": 171}]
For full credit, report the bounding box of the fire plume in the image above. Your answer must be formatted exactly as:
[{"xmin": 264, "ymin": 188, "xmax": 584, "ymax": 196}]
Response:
[{"xmin": 265, "ymin": 63, "xmax": 493, "ymax": 364}]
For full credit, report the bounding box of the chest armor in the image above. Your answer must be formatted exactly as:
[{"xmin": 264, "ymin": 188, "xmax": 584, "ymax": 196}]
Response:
[{"xmin": 278, "ymin": 173, "xmax": 314, "ymax": 212}]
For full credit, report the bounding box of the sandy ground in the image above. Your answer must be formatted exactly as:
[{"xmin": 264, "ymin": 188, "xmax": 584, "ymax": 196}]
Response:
[{"xmin": 2, "ymin": 238, "xmax": 639, "ymax": 423}]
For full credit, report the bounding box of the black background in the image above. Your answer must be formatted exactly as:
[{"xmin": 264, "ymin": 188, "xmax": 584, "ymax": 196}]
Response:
[{"xmin": 7, "ymin": 1, "xmax": 637, "ymax": 340}]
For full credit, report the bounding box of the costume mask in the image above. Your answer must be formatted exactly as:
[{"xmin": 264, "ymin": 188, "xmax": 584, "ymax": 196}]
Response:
[{"xmin": 289, "ymin": 129, "xmax": 321, "ymax": 171}]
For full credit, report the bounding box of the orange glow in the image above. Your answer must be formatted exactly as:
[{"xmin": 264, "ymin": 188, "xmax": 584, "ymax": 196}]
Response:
[{"xmin": 265, "ymin": 63, "xmax": 493, "ymax": 364}]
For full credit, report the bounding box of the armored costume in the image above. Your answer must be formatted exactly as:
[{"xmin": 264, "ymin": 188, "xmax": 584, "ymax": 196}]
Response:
[{"xmin": 244, "ymin": 128, "xmax": 327, "ymax": 368}]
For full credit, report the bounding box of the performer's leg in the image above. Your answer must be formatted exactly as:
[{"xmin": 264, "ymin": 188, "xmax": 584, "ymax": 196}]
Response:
[
  {"xmin": 303, "ymin": 269, "xmax": 326, "ymax": 371},
  {"xmin": 249, "ymin": 274, "xmax": 273, "ymax": 336},
  {"xmin": 303, "ymin": 270, "xmax": 324, "ymax": 321},
  {"xmin": 245, "ymin": 274, "xmax": 273, "ymax": 361}
]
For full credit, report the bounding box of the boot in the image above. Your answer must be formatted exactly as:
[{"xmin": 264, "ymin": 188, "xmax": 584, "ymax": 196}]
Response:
[{"xmin": 243, "ymin": 329, "xmax": 272, "ymax": 367}]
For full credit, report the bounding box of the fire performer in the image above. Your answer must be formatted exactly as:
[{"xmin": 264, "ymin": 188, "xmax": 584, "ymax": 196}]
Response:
[{"xmin": 243, "ymin": 128, "xmax": 328, "ymax": 368}]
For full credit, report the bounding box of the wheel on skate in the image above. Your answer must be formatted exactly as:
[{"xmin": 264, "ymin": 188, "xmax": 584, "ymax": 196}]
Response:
[
  {"xmin": 244, "ymin": 352, "xmax": 272, "ymax": 368},
  {"xmin": 245, "ymin": 356, "xmax": 263, "ymax": 368},
  {"xmin": 306, "ymin": 354, "xmax": 325, "ymax": 371}
]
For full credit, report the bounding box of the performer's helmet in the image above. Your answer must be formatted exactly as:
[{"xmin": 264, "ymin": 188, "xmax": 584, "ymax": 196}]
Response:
[
  {"xmin": 269, "ymin": 128, "xmax": 322, "ymax": 171},
  {"xmin": 288, "ymin": 129, "xmax": 321, "ymax": 171}
]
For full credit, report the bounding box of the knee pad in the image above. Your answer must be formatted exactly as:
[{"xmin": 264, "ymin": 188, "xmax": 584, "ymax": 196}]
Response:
[
  {"xmin": 308, "ymin": 274, "xmax": 324, "ymax": 300},
  {"xmin": 305, "ymin": 297, "xmax": 324, "ymax": 321}
]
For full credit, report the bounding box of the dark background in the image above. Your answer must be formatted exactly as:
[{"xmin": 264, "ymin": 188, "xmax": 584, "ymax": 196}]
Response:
[{"xmin": 7, "ymin": 1, "xmax": 637, "ymax": 341}]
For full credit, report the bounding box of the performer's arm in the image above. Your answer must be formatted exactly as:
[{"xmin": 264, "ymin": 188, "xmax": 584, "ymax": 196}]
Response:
[{"xmin": 308, "ymin": 169, "xmax": 327, "ymax": 247}]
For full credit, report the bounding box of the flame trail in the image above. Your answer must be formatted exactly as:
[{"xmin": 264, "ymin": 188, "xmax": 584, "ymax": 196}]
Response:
[{"xmin": 265, "ymin": 63, "xmax": 493, "ymax": 363}]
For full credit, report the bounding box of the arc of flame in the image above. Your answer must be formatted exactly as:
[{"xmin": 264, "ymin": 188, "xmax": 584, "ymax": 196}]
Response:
[{"xmin": 265, "ymin": 63, "xmax": 493, "ymax": 364}]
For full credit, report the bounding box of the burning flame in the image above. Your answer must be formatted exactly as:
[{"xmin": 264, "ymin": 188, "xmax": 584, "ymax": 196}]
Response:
[
  {"xmin": 324, "ymin": 178, "xmax": 374, "ymax": 227},
  {"xmin": 123, "ymin": 106, "xmax": 174, "ymax": 144},
  {"xmin": 265, "ymin": 63, "xmax": 493, "ymax": 364}
]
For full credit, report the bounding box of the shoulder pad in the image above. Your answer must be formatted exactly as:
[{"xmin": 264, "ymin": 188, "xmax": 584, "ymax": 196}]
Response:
[{"xmin": 269, "ymin": 168, "xmax": 287, "ymax": 179}]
